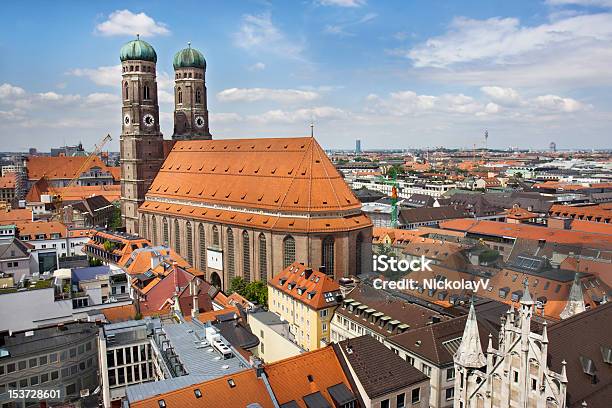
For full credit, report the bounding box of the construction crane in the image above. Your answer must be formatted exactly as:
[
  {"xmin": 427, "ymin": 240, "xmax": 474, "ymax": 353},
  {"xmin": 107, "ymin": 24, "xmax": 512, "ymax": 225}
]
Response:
[
  {"xmin": 53, "ymin": 134, "xmax": 112, "ymax": 219},
  {"xmin": 66, "ymin": 134, "xmax": 112, "ymax": 188}
]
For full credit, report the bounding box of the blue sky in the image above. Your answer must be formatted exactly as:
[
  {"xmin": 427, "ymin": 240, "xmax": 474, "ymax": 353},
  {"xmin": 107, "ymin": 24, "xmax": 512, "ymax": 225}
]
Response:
[{"xmin": 1, "ymin": 0, "xmax": 611, "ymax": 151}]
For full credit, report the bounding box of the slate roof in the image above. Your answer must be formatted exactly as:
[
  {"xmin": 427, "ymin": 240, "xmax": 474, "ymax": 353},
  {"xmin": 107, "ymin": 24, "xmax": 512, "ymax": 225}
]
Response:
[
  {"xmin": 337, "ymin": 335, "xmax": 428, "ymax": 398},
  {"xmin": 399, "ymin": 205, "xmax": 470, "ymax": 225}
]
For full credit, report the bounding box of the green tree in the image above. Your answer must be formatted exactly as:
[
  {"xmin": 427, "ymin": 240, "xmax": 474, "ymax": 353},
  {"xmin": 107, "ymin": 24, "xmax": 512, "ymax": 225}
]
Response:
[
  {"xmin": 244, "ymin": 281, "xmax": 268, "ymax": 306},
  {"xmin": 229, "ymin": 276, "xmax": 247, "ymax": 295},
  {"xmin": 108, "ymin": 204, "xmax": 122, "ymax": 230}
]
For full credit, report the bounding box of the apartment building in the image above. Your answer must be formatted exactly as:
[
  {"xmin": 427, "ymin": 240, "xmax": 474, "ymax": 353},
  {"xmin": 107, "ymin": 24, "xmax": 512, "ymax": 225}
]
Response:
[{"xmin": 268, "ymin": 262, "xmax": 342, "ymax": 351}]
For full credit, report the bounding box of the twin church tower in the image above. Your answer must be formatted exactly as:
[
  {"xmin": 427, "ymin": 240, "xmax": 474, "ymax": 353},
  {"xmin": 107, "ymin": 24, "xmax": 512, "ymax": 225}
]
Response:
[{"xmin": 119, "ymin": 36, "xmax": 211, "ymax": 233}]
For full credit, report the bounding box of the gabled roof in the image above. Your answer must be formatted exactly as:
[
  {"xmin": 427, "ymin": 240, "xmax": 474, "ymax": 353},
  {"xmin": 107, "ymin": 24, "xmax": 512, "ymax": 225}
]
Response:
[
  {"xmin": 0, "ymin": 238, "xmax": 31, "ymax": 260},
  {"xmin": 129, "ymin": 368, "xmax": 275, "ymax": 408},
  {"xmin": 265, "ymin": 346, "xmax": 356, "ymax": 408},
  {"xmin": 337, "ymin": 335, "xmax": 428, "ymax": 399},
  {"xmin": 16, "ymin": 221, "xmax": 67, "ymax": 240},
  {"xmin": 399, "ymin": 205, "xmax": 470, "ymax": 224},
  {"xmin": 145, "ymin": 137, "xmax": 362, "ymax": 214},
  {"xmin": 26, "ymin": 155, "xmax": 119, "ymax": 181},
  {"xmin": 47, "ymin": 184, "xmax": 121, "ymax": 202},
  {"xmin": 26, "ymin": 177, "xmax": 50, "ymax": 202},
  {"xmin": 268, "ymin": 262, "xmax": 341, "ymax": 310}
]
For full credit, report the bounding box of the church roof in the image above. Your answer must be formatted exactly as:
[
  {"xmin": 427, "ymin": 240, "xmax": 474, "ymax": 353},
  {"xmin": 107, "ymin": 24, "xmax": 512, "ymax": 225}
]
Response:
[
  {"xmin": 173, "ymin": 44, "xmax": 206, "ymax": 69},
  {"xmin": 141, "ymin": 137, "xmax": 371, "ymax": 233},
  {"xmin": 119, "ymin": 37, "xmax": 157, "ymax": 62},
  {"xmin": 26, "ymin": 155, "xmax": 119, "ymax": 181}
]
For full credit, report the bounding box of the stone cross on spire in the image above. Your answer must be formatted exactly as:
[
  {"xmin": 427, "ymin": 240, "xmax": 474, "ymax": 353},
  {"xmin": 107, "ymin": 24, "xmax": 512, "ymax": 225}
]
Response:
[{"xmin": 454, "ymin": 301, "xmax": 486, "ymax": 368}]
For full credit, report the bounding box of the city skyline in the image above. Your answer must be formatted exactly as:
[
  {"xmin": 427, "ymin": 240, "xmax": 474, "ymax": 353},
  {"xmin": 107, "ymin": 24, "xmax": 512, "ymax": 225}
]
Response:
[{"xmin": 1, "ymin": 0, "xmax": 612, "ymax": 151}]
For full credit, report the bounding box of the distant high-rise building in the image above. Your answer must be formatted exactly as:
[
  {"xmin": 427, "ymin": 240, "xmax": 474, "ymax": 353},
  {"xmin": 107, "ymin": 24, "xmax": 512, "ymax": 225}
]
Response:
[{"xmin": 355, "ymin": 139, "xmax": 362, "ymax": 154}]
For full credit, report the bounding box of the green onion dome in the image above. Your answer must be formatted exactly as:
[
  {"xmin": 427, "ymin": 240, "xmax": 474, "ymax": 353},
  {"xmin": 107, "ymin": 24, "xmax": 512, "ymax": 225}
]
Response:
[
  {"xmin": 173, "ymin": 43, "xmax": 206, "ymax": 70},
  {"xmin": 120, "ymin": 36, "xmax": 157, "ymax": 63}
]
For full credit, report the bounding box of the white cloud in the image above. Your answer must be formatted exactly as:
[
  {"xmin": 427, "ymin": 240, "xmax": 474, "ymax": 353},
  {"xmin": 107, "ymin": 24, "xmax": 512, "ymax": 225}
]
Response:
[
  {"xmin": 400, "ymin": 12, "xmax": 612, "ymax": 87},
  {"xmin": 546, "ymin": 0, "xmax": 612, "ymax": 7},
  {"xmin": 69, "ymin": 65, "xmax": 122, "ymax": 87},
  {"xmin": 84, "ymin": 93, "xmax": 120, "ymax": 106},
  {"xmin": 250, "ymin": 106, "xmax": 347, "ymax": 124},
  {"xmin": 249, "ymin": 62, "xmax": 266, "ymax": 71},
  {"xmin": 217, "ymin": 88, "xmax": 319, "ymax": 103},
  {"xmin": 532, "ymin": 95, "xmax": 589, "ymax": 112},
  {"xmin": 0, "ymin": 83, "xmax": 25, "ymax": 99},
  {"xmin": 480, "ymin": 86, "xmax": 522, "ymax": 106},
  {"xmin": 324, "ymin": 13, "xmax": 377, "ymax": 36},
  {"xmin": 317, "ymin": 0, "xmax": 366, "ymax": 7},
  {"xmin": 95, "ymin": 10, "xmax": 170, "ymax": 37},
  {"xmin": 210, "ymin": 112, "xmax": 244, "ymax": 123},
  {"xmin": 233, "ymin": 12, "xmax": 303, "ymax": 59}
]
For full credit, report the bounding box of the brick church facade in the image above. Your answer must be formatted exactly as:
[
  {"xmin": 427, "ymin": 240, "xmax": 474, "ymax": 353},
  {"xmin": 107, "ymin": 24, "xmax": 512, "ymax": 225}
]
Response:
[{"xmin": 119, "ymin": 38, "xmax": 372, "ymax": 290}]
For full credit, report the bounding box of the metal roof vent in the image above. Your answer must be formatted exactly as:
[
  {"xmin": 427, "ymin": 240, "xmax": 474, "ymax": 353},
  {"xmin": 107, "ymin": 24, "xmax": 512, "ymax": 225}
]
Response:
[
  {"xmin": 579, "ymin": 356, "xmax": 598, "ymax": 383},
  {"xmin": 601, "ymin": 345, "xmax": 612, "ymax": 364}
]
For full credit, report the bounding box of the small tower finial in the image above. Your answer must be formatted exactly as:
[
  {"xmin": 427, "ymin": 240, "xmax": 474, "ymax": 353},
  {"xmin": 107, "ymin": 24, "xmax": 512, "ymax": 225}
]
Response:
[
  {"xmin": 310, "ymin": 121, "xmax": 314, "ymax": 138},
  {"xmin": 188, "ymin": 41, "xmax": 191, "ymax": 48},
  {"xmin": 137, "ymin": 33, "xmax": 140, "ymax": 40}
]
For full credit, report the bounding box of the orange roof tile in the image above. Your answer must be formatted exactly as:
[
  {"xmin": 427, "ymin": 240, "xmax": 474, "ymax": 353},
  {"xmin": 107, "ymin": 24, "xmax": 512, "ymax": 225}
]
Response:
[
  {"xmin": 101, "ymin": 304, "xmax": 137, "ymax": 322},
  {"xmin": 26, "ymin": 155, "xmax": 119, "ymax": 181},
  {"xmin": 265, "ymin": 346, "xmax": 355, "ymax": 408},
  {"xmin": 49, "ymin": 184, "xmax": 121, "ymax": 202},
  {"xmin": 0, "ymin": 173, "xmax": 16, "ymax": 189},
  {"xmin": 268, "ymin": 262, "xmax": 341, "ymax": 310},
  {"xmin": 440, "ymin": 219, "xmax": 612, "ymax": 249},
  {"xmin": 16, "ymin": 221, "xmax": 67, "ymax": 239},
  {"xmin": 26, "ymin": 177, "xmax": 50, "ymax": 202},
  {"xmin": 0, "ymin": 208, "xmax": 32, "ymax": 224},
  {"xmin": 549, "ymin": 204, "xmax": 612, "ymax": 223},
  {"xmin": 570, "ymin": 220, "xmax": 612, "ymax": 235},
  {"xmin": 146, "ymin": 137, "xmax": 362, "ymax": 214},
  {"xmin": 129, "ymin": 368, "xmax": 274, "ymax": 408}
]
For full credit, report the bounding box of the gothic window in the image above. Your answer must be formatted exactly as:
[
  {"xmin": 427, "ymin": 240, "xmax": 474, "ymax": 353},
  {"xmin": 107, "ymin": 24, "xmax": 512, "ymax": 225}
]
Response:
[
  {"xmin": 178, "ymin": 87, "xmax": 183, "ymax": 104},
  {"xmin": 258, "ymin": 233, "xmax": 267, "ymax": 282},
  {"xmin": 188, "ymin": 72, "xmax": 192, "ymax": 78},
  {"xmin": 162, "ymin": 218, "xmax": 169, "ymax": 245},
  {"xmin": 199, "ymin": 224, "xmax": 206, "ymax": 271},
  {"xmin": 186, "ymin": 222, "xmax": 193, "ymax": 265},
  {"xmin": 283, "ymin": 236, "xmax": 295, "ymax": 268},
  {"xmin": 227, "ymin": 228, "xmax": 235, "ymax": 281},
  {"xmin": 174, "ymin": 219, "xmax": 181, "ymax": 254},
  {"xmin": 212, "ymin": 225, "xmax": 219, "ymax": 247},
  {"xmin": 196, "ymin": 89, "xmax": 202, "ymax": 104},
  {"xmin": 322, "ymin": 236, "xmax": 335, "ymax": 276},
  {"xmin": 151, "ymin": 216, "xmax": 157, "ymax": 245},
  {"xmin": 143, "ymin": 84, "xmax": 150, "ymax": 100},
  {"xmin": 242, "ymin": 231, "xmax": 250, "ymax": 283},
  {"xmin": 124, "ymin": 82, "xmax": 129, "ymax": 100},
  {"xmin": 356, "ymin": 232, "xmax": 363, "ymax": 275}
]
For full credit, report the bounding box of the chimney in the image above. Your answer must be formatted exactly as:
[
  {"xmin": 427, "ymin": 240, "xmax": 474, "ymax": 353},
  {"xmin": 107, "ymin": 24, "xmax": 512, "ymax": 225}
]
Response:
[
  {"xmin": 191, "ymin": 278, "xmax": 200, "ymax": 319},
  {"xmin": 304, "ymin": 268, "xmax": 313, "ymax": 279}
]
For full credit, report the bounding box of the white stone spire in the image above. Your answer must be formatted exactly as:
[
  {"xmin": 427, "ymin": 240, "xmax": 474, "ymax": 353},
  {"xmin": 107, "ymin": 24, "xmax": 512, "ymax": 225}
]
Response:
[
  {"xmin": 560, "ymin": 273, "xmax": 586, "ymax": 320},
  {"xmin": 454, "ymin": 302, "xmax": 486, "ymax": 368}
]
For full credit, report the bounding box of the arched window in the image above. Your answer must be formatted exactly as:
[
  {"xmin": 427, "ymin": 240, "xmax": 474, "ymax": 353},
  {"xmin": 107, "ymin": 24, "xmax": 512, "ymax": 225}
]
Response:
[
  {"xmin": 227, "ymin": 228, "xmax": 235, "ymax": 281},
  {"xmin": 124, "ymin": 82, "xmax": 129, "ymax": 100},
  {"xmin": 186, "ymin": 222, "xmax": 193, "ymax": 265},
  {"xmin": 199, "ymin": 224, "xmax": 206, "ymax": 271},
  {"xmin": 151, "ymin": 215, "xmax": 157, "ymax": 245},
  {"xmin": 162, "ymin": 218, "xmax": 169, "ymax": 245},
  {"xmin": 242, "ymin": 231, "xmax": 250, "ymax": 283},
  {"xmin": 322, "ymin": 236, "xmax": 335, "ymax": 276},
  {"xmin": 283, "ymin": 236, "xmax": 296, "ymax": 268},
  {"xmin": 258, "ymin": 233, "xmax": 267, "ymax": 282},
  {"xmin": 143, "ymin": 84, "xmax": 150, "ymax": 100},
  {"xmin": 212, "ymin": 225, "xmax": 220, "ymax": 247},
  {"xmin": 196, "ymin": 89, "xmax": 202, "ymax": 104},
  {"xmin": 355, "ymin": 232, "xmax": 363, "ymax": 275},
  {"xmin": 174, "ymin": 219, "xmax": 181, "ymax": 254},
  {"xmin": 177, "ymin": 87, "xmax": 183, "ymax": 104}
]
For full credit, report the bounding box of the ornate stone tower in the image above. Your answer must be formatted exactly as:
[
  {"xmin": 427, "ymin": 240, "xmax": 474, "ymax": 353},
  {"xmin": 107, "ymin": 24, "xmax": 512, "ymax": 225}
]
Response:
[
  {"xmin": 119, "ymin": 36, "xmax": 165, "ymax": 234},
  {"xmin": 172, "ymin": 43, "xmax": 212, "ymax": 140}
]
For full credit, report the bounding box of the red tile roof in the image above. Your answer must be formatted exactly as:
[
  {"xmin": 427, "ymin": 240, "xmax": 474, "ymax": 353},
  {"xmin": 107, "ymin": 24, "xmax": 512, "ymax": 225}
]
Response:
[
  {"xmin": 549, "ymin": 204, "xmax": 612, "ymax": 223},
  {"xmin": 26, "ymin": 155, "xmax": 120, "ymax": 181},
  {"xmin": 440, "ymin": 219, "xmax": 612, "ymax": 249},
  {"xmin": 0, "ymin": 173, "xmax": 16, "ymax": 189},
  {"xmin": 0, "ymin": 209, "xmax": 32, "ymax": 224},
  {"xmin": 268, "ymin": 262, "xmax": 341, "ymax": 310}
]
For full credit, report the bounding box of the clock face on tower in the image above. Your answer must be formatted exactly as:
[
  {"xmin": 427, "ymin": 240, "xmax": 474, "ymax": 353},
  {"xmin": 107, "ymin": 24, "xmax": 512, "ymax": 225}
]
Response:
[
  {"xmin": 124, "ymin": 114, "xmax": 130, "ymax": 125},
  {"xmin": 195, "ymin": 115, "xmax": 205, "ymax": 128},
  {"xmin": 143, "ymin": 114, "xmax": 155, "ymax": 127}
]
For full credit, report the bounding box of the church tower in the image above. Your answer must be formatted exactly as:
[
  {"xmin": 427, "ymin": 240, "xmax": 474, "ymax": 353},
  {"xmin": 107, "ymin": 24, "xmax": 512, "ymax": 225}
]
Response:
[
  {"xmin": 172, "ymin": 43, "xmax": 212, "ymax": 140},
  {"xmin": 119, "ymin": 36, "xmax": 165, "ymax": 234}
]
